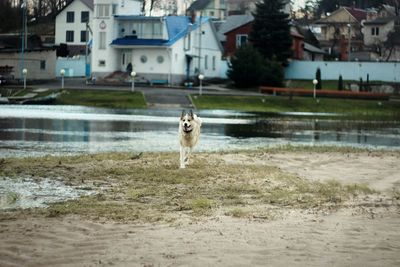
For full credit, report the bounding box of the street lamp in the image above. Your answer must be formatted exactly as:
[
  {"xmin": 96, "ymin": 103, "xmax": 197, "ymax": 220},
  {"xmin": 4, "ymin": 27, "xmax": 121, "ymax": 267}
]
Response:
[
  {"xmin": 130, "ymin": 71, "xmax": 136, "ymax": 92},
  {"xmin": 347, "ymin": 23, "xmax": 352, "ymax": 61},
  {"xmin": 312, "ymin": 79, "xmax": 318, "ymax": 99},
  {"xmin": 60, "ymin": 69, "xmax": 65, "ymax": 89},
  {"xmin": 22, "ymin": 68, "xmax": 27, "ymax": 89},
  {"xmin": 198, "ymin": 74, "xmax": 204, "ymax": 96}
]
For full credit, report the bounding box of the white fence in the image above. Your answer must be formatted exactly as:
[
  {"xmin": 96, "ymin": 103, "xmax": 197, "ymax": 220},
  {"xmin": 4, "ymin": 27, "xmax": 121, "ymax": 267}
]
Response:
[
  {"xmin": 285, "ymin": 60, "xmax": 400, "ymax": 82},
  {"xmin": 55, "ymin": 57, "xmax": 87, "ymax": 77}
]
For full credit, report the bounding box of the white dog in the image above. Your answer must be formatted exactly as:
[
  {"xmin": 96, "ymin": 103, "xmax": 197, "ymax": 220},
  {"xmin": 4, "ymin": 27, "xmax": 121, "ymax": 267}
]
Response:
[{"xmin": 179, "ymin": 110, "xmax": 202, "ymax": 169}]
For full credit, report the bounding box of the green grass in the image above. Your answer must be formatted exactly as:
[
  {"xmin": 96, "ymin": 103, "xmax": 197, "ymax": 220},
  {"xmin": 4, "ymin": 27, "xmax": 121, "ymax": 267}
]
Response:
[
  {"xmin": 55, "ymin": 89, "xmax": 147, "ymax": 109},
  {"xmin": 0, "ymin": 149, "xmax": 382, "ymax": 222},
  {"xmin": 191, "ymin": 94, "xmax": 400, "ymax": 118},
  {"xmin": 285, "ymin": 79, "xmax": 384, "ymax": 90}
]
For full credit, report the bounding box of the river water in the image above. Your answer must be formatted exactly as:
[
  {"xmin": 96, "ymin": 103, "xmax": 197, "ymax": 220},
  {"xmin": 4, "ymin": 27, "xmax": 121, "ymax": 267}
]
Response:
[{"xmin": 0, "ymin": 105, "xmax": 399, "ymax": 158}]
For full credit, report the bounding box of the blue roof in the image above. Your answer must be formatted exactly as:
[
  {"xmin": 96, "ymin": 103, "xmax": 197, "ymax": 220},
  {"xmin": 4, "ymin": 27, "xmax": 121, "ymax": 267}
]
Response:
[{"xmin": 111, "ymin": 16, "xmax": 209, "ymax": 47}]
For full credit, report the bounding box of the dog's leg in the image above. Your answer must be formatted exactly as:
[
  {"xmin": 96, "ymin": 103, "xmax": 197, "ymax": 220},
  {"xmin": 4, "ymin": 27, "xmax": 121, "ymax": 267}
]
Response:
[
  {"xmin": 180, "ymin": 146, "xmax": 186, "ymax": 169},
  {"xmin": 184, "ymin": 147, "xmax": 191, "ymax": 165}
]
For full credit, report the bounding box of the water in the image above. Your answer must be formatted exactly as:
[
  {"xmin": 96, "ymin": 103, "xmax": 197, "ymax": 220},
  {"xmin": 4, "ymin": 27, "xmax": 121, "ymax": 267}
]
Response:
[
  {"xmin": 0, "ymin": 105, "xmax": 399, "ymax": 158},
  {"xmin": 0, "ymin": 177, "xmax": 95, "ymax": 210}
]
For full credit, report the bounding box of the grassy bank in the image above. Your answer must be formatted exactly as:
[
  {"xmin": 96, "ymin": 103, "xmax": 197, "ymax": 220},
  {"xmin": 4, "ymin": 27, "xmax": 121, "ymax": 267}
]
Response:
[
  {"xmin": 191, "ymin": 94, "xmax": 400, "ymax": 118},
  {"xmin": 0, "ymin": 147, "xmax": 383, "ymax": 222},
  {"xmin": 55, "ymin": 89, "xmax": 147, "ymax": 109}
]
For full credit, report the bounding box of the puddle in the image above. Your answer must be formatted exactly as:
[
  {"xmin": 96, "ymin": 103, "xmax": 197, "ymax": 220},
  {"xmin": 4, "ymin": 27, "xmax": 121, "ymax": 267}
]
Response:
[{"xmin": 0, "ymin": 177, "xmax": 95, "ymax": 210}]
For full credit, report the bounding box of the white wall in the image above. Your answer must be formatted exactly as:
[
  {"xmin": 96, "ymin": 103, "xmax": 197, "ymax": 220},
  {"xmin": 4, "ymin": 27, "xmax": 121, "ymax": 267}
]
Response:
[
  {"xmin": 55, "ymin": 0, "xmax": 93, "ymax": 45},
  {"xmin": 285, "ymin": 60, "xmax": 400, "ymax": 82},
  {"xmin": 0, "ymin": 50, "xmax": 56, "ymax": 79}
]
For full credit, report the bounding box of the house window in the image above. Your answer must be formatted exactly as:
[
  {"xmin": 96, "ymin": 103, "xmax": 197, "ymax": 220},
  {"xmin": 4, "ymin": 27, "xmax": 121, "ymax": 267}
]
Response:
[
  {"xmin": 140, "ymin": 55, "xmax": 147, "ymax": 63},
  {"xmin": 81, "ymin": 11, "xmax": 89, "ymax": 23},
  {"xmin": 66, "ymin": 31, "xmax": 74, "ymax": 42},
  {"xmin": 66, "ymin": 11, "xmax": 74, "ymax": 23},
  {"xmin": 99, "ymin": 32, "xmax": 106, "ymax": 49},
  {"xmin": 212, "ymin": 56, "xmax": 216, "ymax": 70},
  {"xmin": 81, "ymin": 30, "xmax": 87, "ymax": 42},
  {"xmin": 204, "ymin": 55, "xmax": 208, "ymax": 70},
  {"xmin": 371, "ymin": 27, "xmax": 380, "ymax": 36},
  {"xmin": 209, "ymin": 11, "xmax": 214, "ymax": 17},
  {"xmin": 40, "ymin": 60, "xmax": 46, "ymax": 70},
  {"xmin": 153, "ymin": 22, "xmax": 162, "ymax": 38},
  {"xmin": 97, "ymin": 4, "xmax": 110, "ymax": 18},
  {"xmin": 98, "ymin": 60, "xmax": 106, "ymax": 67},
  {"xmin": 157, "ymin": 55, "xmax": 164, "ymax": 64},
  {"xmin": 112, "ymin": 4, "xmax": 118, "ymax": 15},
  {"xmin": 236, "ymin": 34, "xmax": 248, "ymax": 48}
]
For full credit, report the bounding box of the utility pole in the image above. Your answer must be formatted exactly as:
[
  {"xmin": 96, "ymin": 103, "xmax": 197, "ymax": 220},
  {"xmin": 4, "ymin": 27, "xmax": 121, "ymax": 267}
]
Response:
[{"xmin": 197, "ymin": 11, "xmax": 202, "ymax": 75}]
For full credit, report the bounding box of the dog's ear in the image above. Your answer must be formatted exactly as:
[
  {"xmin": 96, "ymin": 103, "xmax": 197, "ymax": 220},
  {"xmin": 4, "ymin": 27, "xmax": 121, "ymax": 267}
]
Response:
[
  {"xmin": 189, "ymin": 110, "xmax": 193, "ymax": 118},
  {"xmin": 181, "ymin": 110, "xmax": 185, "ymax": 119}
]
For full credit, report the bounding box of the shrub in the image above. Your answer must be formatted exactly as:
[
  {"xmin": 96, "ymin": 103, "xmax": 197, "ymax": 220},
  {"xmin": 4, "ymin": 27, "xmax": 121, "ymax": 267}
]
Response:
[
  {"xmin": 338, "ymin": 75, "xmax": 343, "ymax": 91},
  {"xmin": 227, "ymin": 45, "xmax": 265, "ymax": 88},
  {"xmin": 227, "ymin": 45, "xmax": 284, "ymax": 88},
  {"xmin": 316, "ymin": 68, "xmax": 322, "ymax": 90}
]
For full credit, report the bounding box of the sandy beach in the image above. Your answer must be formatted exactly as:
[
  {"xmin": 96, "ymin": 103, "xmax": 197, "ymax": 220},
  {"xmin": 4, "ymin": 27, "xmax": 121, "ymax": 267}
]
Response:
[{"xmin": 0, "ymin": 149, "xmax": 399, "ymax": 266}]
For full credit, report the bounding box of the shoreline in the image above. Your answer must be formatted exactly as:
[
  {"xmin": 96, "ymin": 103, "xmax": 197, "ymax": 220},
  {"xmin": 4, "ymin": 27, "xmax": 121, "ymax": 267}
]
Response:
[{"xmin": 1, "ymin": 148, "xmax": 399, "ymax": 266}]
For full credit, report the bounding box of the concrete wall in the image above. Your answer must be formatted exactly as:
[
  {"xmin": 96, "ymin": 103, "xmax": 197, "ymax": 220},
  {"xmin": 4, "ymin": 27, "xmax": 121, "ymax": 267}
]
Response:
[
  {"xmin": 285, "ymin": 60, "xmax": 400, "ymax": 82},
  {"xmin": 56, "ymin": 56, "xmax": 87, "ymax": 77},
  {"xmin": 0, "ymin": 50, "xmax": 56, "ymax": 80}
]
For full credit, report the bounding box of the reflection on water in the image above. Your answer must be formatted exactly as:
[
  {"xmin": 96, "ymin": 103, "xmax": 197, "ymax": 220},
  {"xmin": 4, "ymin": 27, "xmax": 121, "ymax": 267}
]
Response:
[{"xmin": 0, "ymin": 105, "xmax": 399, "ymax": 158}]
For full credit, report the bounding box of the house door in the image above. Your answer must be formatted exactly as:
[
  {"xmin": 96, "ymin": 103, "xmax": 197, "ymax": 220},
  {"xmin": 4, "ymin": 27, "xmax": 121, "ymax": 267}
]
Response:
[{"xmin": 121, "ymin": 51, "xmax": 132, "ymax": 72}]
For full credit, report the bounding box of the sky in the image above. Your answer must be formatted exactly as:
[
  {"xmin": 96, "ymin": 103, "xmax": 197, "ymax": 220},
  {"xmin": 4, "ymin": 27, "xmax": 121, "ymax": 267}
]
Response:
[{"xmin": 292, "ymin": 0, "xmax": 307, "ymax": 10}]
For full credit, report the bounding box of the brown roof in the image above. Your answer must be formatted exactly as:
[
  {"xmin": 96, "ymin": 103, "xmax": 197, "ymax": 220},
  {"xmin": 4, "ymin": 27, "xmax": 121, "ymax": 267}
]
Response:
[{"xmin": 344, "ymin": 7, "xmax": 367, "ymax": 22}]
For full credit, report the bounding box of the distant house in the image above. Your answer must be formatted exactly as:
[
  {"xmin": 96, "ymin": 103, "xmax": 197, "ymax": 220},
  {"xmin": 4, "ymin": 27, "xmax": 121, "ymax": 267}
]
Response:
[
  {"xmin": 187, "ymin": 0, "xmax": 227, "ymax": 21},
  {"xmin": 218, "ymin": 15, "xmax": 253, "ymax": 58},
  {"xmin": 0, "ymin": 34, "xmax": 56, "ymax": 80},
  {"xmin": 314, "ymin": 6, "xmax": 367, "ymax": 60},
  {"xmin": 363, "ymin": 5, "xmax": 400, "ymax": 61},
  {"xmin": 55, "ymin": 0, "xmax": 94, "ymax": 56},
  {"xmin": 220, "ymin": 15, "xmax": 321, "ymax": 61},
  {"xmin": 91, "ymin": 0, "xmax": 223, "ymax": 84}
]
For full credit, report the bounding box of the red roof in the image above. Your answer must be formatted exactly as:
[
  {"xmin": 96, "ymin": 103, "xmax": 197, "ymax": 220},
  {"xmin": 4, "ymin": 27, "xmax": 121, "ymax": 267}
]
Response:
[{"xmin": 344, "ymin": 7, "xmax": 367, "ymax": 22}]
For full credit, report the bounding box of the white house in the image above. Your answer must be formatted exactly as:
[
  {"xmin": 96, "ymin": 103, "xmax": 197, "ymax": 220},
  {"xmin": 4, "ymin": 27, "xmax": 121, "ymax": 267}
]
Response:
[
  {"xmin": 91, "ymin": 0, "xmax": 223, "ymax": 85},
  {"xmin": 55, "ymin": 0, "xmax": 94, "ymax": 56}
]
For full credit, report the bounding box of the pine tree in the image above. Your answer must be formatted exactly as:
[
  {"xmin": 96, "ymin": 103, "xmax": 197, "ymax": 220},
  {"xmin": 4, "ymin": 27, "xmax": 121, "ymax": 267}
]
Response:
[
  {"xmin": 249, "ymin": 0, "xmax": 292, "ymax": 63},
  {"xmin": 316, "ymin": 68, "xmax": 322, "ymax": 90},
  {"xmin": 338, "ymin": 75, "xmax": 343, "ymax": 91},
  {"xmin": 227, "ymin": 45, "xmax": 265, "ymax": 88}
]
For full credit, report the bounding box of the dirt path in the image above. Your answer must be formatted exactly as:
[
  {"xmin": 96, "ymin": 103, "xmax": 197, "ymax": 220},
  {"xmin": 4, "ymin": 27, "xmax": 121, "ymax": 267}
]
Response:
[{"xmin": 0, "ymin": 150, "xmax": 399, "ymax": 266}]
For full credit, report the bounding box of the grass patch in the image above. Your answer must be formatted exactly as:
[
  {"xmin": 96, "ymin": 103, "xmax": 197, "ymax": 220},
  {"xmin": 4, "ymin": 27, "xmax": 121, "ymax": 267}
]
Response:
[
  {"xmin": 0, "ymin": 150, "xmax": 380, "ymax": 222},
  {"xmin": 55, "ymin": 89, "xmax": 147, "ymax": 109},
  {"xmin": 4, "ymin": 192, "xmax": 20, "ymax": 204},
  {"xmin": 191, "ymin": 95, "xmax": 400, "ymax": 118},
  {"xmin": 225, "ymin": 208, "xmax": 250, "ymax": 218}
]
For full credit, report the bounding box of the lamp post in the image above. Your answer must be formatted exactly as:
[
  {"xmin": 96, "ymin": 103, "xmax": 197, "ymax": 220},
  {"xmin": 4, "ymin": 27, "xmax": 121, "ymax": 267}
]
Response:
[
  {"xmin": 312, "ymin": 79, "xmax": 318, "ymax": 99},
  {"xmin": 347, "ymin": 23, "xmax": 352, "ymax": 61},
  {"xmin": 130, "ymin": 71, "xmax": 136, "ymax": 92},
  {"xmin": 60, "ymin": 69, "xmax": 65, "ymax": 89},
  {"xmin": 22, "ymin": 68, "xmax": 27, "ymax": 89},
  {"xmin": 198, "ymin": 74, "xmax": 204, "ymax": 96}
]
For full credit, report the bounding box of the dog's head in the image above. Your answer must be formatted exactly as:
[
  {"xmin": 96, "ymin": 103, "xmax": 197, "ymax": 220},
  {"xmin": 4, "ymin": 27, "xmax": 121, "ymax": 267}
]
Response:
[{"xmin": 180, "ymin": 110, "xmax": 195, "ymax": 133}]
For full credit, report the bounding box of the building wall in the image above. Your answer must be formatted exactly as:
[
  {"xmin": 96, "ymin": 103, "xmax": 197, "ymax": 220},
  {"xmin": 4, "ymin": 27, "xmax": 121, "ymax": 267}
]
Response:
[
  {"xmin": 0, "ymin": 50, "xmax": 56, "ymax": 79},
  {"xmin": 318, "ymin": 9, "xmax": 359, "ymax": 41},
  {"xmin": 55, "ymin": 0, "xmax": 93, "ymax": 45},
  {"xmin": 363, "ymin": 21, "xmax": 394, "ymax": 46},
  {"xmin": 91, "ymin": 0, "xmax": 141, "ymax": 76},
  {"xmin": 56, "ymin": 56, "xmax": 87, "ymax": 77},
  {"xmin": 285, "ymin": 60, "xmax": 400, "ymax": 82},
  {"xmin": 224, "ymin": 23, "xmax": 252, "ymax": 57}
]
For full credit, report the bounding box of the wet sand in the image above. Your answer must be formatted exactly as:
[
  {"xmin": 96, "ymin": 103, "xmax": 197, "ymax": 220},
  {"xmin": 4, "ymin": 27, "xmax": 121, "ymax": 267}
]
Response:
[{"xmin": 0, "ymin": 150, "xmax": 399, "ymax": 266}]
